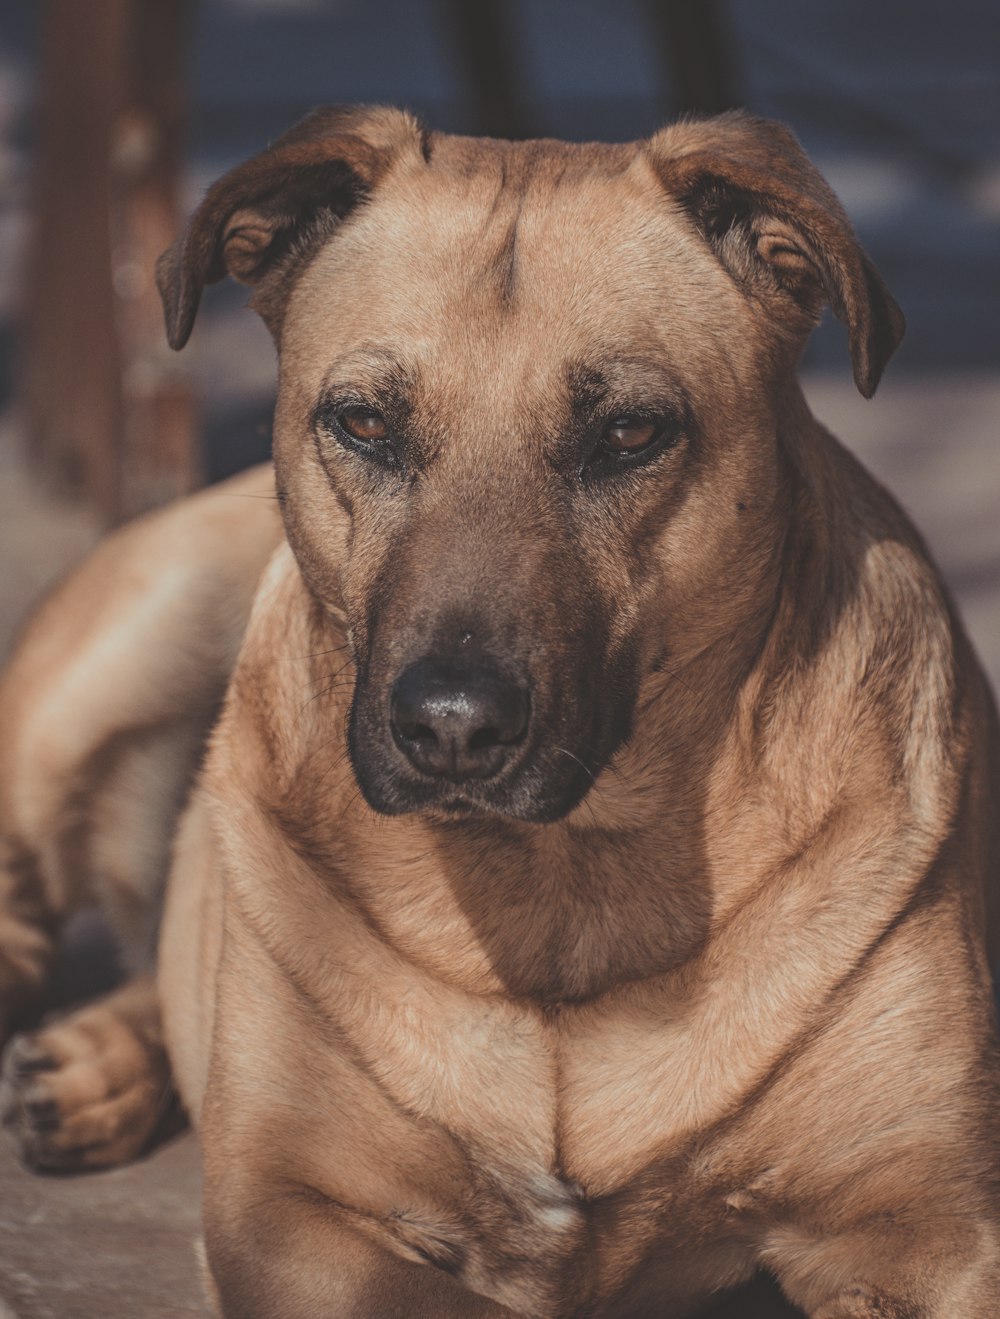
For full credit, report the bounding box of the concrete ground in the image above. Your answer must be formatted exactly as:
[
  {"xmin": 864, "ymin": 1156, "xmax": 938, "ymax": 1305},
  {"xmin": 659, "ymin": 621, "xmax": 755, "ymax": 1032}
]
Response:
[{"xmin": 0, "ymin": 370, "xmax": 998, "ymax": 1316}]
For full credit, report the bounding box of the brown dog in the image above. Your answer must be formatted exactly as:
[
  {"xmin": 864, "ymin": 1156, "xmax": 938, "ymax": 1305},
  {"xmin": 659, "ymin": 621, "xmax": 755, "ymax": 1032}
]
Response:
[{"xmin": 2, "ymin": 106, "xmax": 999, "ymax": 1318}]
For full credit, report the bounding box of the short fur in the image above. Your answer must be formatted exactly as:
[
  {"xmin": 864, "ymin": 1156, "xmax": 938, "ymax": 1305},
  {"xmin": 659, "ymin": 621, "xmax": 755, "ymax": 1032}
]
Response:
[{"xmin": 1, "ymin": 108, "xmax": 998, "ymax": 1319}]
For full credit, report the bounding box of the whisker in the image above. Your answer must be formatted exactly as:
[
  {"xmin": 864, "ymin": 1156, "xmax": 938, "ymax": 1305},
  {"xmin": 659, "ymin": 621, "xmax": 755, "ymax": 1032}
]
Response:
[
  {"xmin": 655, "ymin": 659, "xmax": 700, "ymax": 701},
  {"xmin": 278, "ymin": 644, "xmax": 352, "ymax": 662},
  {"xmin": 297, "ymin": 659, "xmax": 357, "ymax": 711},
  {"xmin": 338, "ymin": 783, "xmax": 366, "ymax": 824},
  {"xmin": 555, "ymin": 746, "xmax": 596, "ymax": 784},
  {"xmin": 316, "ymin": 738, "xmax": 361, "ymax": 786},
  {"xmin": 298, "ymin": 683, "xmax": 355, "ymax": 714}
]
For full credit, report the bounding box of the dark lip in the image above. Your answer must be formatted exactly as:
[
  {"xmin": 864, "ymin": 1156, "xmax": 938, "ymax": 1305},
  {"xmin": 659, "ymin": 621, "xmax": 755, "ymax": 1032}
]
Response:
[
  {"xmin": 357, "ymin": 777, "xmax": 521, "ymax": 820},
  {"xmin": 427, "ymin": 800, "xmax": 504, "ymax": 827},
  {"xmin": 435, "ymin": 796, "xmax": 478, "ymax": 815},
  {"xmin": 351, "ymin": 751, "xmax": 603, "ymax": 825}
]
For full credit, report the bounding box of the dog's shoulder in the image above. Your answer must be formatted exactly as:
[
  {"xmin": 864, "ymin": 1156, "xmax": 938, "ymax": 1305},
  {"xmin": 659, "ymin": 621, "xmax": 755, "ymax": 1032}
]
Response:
[{"xmin": 742, "ymin": 415, "xmax": 982, "ymax": 847}]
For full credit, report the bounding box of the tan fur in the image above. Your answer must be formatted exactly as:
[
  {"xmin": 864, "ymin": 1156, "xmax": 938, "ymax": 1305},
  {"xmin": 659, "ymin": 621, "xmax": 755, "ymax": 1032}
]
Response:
[{"xmin": 2, "ymin": 109, "xmax": 999, "ymax": 1318}]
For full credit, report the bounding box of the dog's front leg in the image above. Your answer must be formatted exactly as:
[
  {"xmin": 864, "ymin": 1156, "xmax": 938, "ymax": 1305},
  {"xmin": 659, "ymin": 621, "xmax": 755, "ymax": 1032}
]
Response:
[
  {"xmin": 771, "ymin": 1223, "xmax": 1000, "ymax": 1319},
  {"xmin": 0, "ymin": 973, "xmax": 173, "ymax": 1169},
  {"xmin": 807, "ymin": 1279, "xmax": 1000, "ymax": 1319},
  {"xmin": 203, "ymin": 1187, "xmax": 518, "ymax": 1319},
  {"xmin": 0, "ymin": 840, "xmax": 58, "ymax": 1041}
]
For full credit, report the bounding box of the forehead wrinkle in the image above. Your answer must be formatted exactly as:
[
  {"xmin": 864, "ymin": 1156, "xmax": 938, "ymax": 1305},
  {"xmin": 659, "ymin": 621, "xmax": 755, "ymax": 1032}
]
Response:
[
  {"xmin": 491, "ymin": 209, "xmax": 522, "ymax": 307},
  {"xmin": 457, "ymin": 161, "xmax": 530, "ymax": 310},
  {"xmin": 399, "ymin": 152, "xmax": 631, "ymax": 317},
  {"xmin": 324, "ymin": 154, "xmax": 662, "ymax": 335}
]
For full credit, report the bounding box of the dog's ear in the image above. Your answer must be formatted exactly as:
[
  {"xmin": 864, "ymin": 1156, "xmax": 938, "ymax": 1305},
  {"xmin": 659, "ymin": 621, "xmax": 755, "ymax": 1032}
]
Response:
[
  {"xmin": 646, "ymin": 112, "xmax": 905, "ymax": 397},
  {"xmin": 156, "ymin": 105, "xmax": 426, "ymax": 349}
]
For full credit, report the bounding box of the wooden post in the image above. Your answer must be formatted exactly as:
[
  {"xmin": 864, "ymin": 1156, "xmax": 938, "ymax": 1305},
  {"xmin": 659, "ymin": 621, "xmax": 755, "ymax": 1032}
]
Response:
[
  {"xmin": 113, "ymin": 0, "xmax": 197, "ymax": 518},
  {"xmin": 439, "ymin": 0, "xmax": 531, "ymax": 140},
  {"xmin": 23, "ymin": 0, "xmax": 196, "ymax": 525},
  {"xmin": 643, "ymin": 0, "xmax": 741, "ymax": 117}
]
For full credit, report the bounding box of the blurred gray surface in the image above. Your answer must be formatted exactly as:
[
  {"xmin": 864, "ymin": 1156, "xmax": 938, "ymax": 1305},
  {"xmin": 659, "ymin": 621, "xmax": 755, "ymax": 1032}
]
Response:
[{"xmin": 0, "ymin": 1135, "xmax": 206, "ymax": 1319}]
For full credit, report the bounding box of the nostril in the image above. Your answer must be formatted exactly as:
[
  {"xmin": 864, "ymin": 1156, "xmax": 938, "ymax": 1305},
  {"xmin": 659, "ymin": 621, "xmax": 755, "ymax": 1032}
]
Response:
[
  {"xmin": 399, "ymin": 720, "xmax": 438, "ymax": 745},
  {"xmin": 480, "ymin": 690, "xmax": 529, "ymax": 752},
  {"xmin": 468, "ymin": 725, "xmax": 502, "ymax": 753}
]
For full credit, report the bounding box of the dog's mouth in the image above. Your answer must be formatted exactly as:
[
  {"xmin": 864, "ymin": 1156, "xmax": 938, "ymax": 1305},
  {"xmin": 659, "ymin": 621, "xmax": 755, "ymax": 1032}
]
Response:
[
  {"xmin": 345, "ymin": 666, "xmax": 632, "ymax": 825},
  {"xmin": 353, "ymin": 757, "xmax": 603, "ymax": 825},
  {"xmin": 435, "ymin": 797, "xmax": 480, "ymax": 816}
]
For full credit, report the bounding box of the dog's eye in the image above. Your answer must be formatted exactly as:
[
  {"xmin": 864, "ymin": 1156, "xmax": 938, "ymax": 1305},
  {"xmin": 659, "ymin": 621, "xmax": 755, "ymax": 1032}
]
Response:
[
  {"xmin": 579, "ymin": 410, "xmax": 684, "ymax": 482},
  {"xmin": 602, "ymin": 418, "xmax": 660, "ymax": 454},
  {"xmin": 317, "ymin": 403, "xmax": 401, "ymax": 470},
  {"xmin": 338, "ymin": 407, "xmax": 389, "ymax": 444}
]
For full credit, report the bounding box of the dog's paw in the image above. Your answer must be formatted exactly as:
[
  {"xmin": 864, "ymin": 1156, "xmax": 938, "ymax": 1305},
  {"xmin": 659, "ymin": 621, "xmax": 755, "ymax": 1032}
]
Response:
[{"xmin": 0, "ymin": 1002, "xmax": 173, "ymax": 1172}]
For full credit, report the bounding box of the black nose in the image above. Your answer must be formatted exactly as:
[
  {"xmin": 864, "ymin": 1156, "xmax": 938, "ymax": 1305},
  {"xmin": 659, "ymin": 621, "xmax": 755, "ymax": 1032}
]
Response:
[{"xmin": 390, "ymin": 660, "xmax": 529, "ymax": 782}]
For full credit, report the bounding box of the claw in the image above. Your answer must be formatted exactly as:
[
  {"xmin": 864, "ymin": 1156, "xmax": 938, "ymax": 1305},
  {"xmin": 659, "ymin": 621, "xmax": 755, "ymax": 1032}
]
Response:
[
  {"xmin": 4, "ymin": 1034, "xmax": 57, "ymax": 1077},
  {"xmin": 24, "ymin": 1096, "xmax": 61, "ymax": 1129}
]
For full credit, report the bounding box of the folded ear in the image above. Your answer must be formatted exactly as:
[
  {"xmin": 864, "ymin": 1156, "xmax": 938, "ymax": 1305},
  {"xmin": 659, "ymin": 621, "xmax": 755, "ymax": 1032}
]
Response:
[
  {"xmin": 646, "ymin": 112, "xmax": 905, "ymax": 397},
  {"xmin": 156, "ymin": 105, "xmax": 426, "ymax": 349}
]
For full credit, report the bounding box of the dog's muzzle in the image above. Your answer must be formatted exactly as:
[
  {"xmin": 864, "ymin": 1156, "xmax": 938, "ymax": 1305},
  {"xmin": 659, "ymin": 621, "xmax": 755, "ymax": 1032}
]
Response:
[{"xmin": 390, "ymin": 658, "xmax": 530, "ymax": 783}]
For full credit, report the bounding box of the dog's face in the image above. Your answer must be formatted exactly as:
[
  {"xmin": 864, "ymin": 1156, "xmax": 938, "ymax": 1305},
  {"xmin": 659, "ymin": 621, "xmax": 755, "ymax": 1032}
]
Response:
[
  {"xmin": 275, "ymin": 139, "xmax": 787, "ymax": 824},
  {"xmin": 158, "ymin": 108, "xmax": 903, "ymax": 823}
]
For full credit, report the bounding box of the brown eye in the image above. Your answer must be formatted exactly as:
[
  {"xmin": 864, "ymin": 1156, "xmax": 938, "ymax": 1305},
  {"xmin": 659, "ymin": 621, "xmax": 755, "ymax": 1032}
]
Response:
[
  {"xmin": 603, "ymin": 418, "xmax": 659, "ymax": 453},
  {"xmin": 338, "ymin": 407, "xmax": 388, "ymax": 443}
]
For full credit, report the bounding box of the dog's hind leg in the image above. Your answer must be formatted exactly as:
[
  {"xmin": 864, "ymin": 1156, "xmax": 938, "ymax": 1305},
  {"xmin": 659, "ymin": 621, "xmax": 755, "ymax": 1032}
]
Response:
[
  {"xmin": 0, "ymin": 973, "xmax": 172, "ymax": 1171},
  {"xmin": 0, "ymin": 721, "xmax": 207, "ymax": 1169},
  {"xmin": 0, "ymin": 839, "xmax": 59, "ymax": 1044},
  {"xmin": 0, "ymin": 705, "xmax": 208, "ymax": 1039}
]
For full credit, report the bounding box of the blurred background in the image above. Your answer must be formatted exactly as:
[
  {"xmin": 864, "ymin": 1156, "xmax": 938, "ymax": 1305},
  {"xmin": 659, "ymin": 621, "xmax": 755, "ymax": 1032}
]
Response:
[
  {"xmin": 1, "ymin": 0, "xmax": 998, "ymax": 663},
  {"xmin": 0, "ymin": 2, "xmax": 997, "ymax": 1316}
]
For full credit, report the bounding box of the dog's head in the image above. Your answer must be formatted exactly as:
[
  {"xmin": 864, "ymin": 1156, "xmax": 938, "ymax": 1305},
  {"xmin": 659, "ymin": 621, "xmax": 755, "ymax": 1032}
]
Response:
[{"xmin": 159, "ymin": 107, "xmax": 903, "ymax": 823}]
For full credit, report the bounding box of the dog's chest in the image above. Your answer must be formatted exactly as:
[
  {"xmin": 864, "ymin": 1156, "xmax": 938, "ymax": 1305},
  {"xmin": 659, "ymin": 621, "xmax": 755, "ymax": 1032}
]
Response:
[{"xmin": 321, "ymin": 963, "xmax": 735, "ymax": 1315}]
